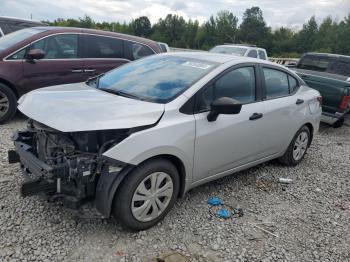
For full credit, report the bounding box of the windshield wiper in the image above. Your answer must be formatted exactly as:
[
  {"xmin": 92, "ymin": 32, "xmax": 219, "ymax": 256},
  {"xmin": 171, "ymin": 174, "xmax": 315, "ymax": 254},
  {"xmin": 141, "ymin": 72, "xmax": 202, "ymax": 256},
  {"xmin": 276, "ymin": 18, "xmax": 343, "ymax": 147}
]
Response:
[{"xmin": 99, "ymin": 88, "xmax": 145, "ymax": 101}]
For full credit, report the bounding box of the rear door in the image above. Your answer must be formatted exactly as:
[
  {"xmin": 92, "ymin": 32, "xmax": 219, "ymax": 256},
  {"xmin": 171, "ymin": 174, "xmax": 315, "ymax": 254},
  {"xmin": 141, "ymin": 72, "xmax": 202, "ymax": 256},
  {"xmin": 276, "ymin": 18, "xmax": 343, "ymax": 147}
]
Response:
[
  {"xmin": 81, "ymin": 34, "xmax": 128, "ymax": 78},
  {"xmin": 20, "ymin": 33, "xmax": 84, "ymax": 94},
  {"xmin": 260, "ymin": 66, "xmax": 307, "ymax": 155}
]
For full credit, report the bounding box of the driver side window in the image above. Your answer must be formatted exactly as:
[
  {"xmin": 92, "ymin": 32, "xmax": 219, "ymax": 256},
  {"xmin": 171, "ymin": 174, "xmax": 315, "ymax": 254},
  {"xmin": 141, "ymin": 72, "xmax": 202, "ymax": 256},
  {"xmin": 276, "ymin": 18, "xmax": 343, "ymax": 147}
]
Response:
[
  {"xmin": 30, "ymin": 34, "xmax": 78, "ymax": 59},
  {"xmin": 196, "ymin": 67, "xmax": 256, "ymax": 112}
]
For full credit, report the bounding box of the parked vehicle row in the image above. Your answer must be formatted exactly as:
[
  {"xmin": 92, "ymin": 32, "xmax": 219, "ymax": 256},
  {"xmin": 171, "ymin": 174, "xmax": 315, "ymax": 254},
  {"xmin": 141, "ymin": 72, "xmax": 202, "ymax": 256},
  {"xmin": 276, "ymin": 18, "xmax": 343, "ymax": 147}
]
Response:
[
  {"xmin": 8, "ymin": 52, "xmax": 322, "ymax": 230},
  {"xmin": 209, "ymin": 44, "xmax": 268, "ymax": 60},
  {"xmin": 0, "ymin": 25, "xmax": 345, "ymax": 231},
  {"xmin": 0, "ymin": 27, "xmax": 162, "ymax": 123}
]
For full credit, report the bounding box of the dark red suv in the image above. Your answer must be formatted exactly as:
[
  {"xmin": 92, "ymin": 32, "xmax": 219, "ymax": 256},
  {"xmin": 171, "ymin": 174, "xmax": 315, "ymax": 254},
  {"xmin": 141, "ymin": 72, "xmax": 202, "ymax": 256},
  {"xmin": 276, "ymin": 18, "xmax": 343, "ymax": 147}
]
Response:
[{"xmin": 0, "ymin": 27, "xmax": 162, "ymax": 123}]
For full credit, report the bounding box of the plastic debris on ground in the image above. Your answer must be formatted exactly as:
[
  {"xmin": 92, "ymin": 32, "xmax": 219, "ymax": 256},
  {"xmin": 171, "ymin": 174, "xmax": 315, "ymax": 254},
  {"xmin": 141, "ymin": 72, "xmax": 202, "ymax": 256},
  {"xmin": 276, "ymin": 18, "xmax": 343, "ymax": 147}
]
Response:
[
  {"xmin": 207, "ymin": 197, "xmax": 244, "ymax": 220},
  {"xmin": 207, "ymin": 197, "xmax": 224, "ymax": 206},
  {"xmin": 216, "ymin": 208, "xmax": 231, "ymax": 218}
]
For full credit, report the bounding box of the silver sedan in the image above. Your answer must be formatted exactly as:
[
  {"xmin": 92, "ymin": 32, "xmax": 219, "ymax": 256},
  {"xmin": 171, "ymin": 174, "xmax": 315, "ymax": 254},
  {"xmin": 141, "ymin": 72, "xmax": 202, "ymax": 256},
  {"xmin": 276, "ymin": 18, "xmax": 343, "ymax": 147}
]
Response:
[{"xmin": 13, "ymin": 52, "xmax": 322, "ymax": 230}]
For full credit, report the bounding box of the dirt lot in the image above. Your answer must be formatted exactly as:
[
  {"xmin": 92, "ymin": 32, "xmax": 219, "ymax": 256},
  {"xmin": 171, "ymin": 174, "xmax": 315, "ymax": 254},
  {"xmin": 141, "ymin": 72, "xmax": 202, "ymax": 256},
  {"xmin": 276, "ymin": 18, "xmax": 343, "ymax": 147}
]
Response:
[{"xmin": 0, "ymin": 115, "xmax": 349, "ymax": 262}]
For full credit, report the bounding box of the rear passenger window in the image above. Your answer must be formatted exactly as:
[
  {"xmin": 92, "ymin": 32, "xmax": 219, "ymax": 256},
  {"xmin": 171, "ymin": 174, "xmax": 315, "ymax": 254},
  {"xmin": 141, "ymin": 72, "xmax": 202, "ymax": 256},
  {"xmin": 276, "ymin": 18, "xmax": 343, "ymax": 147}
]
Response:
[
  {"xmin": 258, "ymin": 50, "xmax": 266, "ymax": 60},
  {"xmin": 83, "ymin": 35, "xmax": 123, "ymax": 59},
  {"xmin": 124, "ymin": 41, "xmax": 154, "ymax": 60},
  {"xmin": 263, "ymin": 68, "xmax": 289, "ymax": 98},
  {"xmin": 197, "ymin": 67, "xmax": 256, "ymax": 111},
  {"xmin": 247, "ymin": 50, "xmax": 257, "ymax": 58}
]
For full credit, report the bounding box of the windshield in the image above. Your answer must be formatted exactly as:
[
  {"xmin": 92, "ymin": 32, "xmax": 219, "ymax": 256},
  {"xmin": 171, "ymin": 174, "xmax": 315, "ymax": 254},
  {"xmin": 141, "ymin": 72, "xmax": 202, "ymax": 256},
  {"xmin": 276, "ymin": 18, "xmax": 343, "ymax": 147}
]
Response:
[
  {"xmin": 97, "ymin": 55, "xmax": 219, "ymax": 103},
  {"xmin": 209, "ymin": 46, "xmax": 247, "ymax": 56},
  {"xmin": 0, "ymin": 28, "xmax": 46, "ymax": 51}
]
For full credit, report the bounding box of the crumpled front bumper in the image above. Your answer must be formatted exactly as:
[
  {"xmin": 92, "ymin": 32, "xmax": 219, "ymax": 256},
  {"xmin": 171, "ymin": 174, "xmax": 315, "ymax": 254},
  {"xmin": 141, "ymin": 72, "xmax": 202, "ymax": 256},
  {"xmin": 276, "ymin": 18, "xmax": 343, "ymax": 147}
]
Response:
[{"xmin": 8, "ymin": 131, "xmax": 94, "ymax": 209}]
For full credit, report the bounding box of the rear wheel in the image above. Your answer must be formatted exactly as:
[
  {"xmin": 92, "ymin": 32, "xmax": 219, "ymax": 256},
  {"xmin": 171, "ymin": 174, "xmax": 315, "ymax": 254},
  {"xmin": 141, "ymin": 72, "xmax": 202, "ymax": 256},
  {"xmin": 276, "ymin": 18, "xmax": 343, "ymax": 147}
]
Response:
[
  {"xmin": 279, "ymin": 125, "xmax": 311, "ymax": 166},
  {"xmin": 112, "ymin": 158, "xmax": 179, "ymax": 231},
  {"xmin": 0, "ymin": 83, "xmax": 17, "ymax": 124}
]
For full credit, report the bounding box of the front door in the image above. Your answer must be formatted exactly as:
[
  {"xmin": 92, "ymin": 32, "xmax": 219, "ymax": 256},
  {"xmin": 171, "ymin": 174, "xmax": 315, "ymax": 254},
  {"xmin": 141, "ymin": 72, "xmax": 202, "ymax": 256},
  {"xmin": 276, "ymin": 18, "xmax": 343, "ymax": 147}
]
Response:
[
  {"xmin": 20, "ymin": 34, "xmax": 85, "ymax": 94},
  {"xmin": 193, "ymin": 66, "xmax": 267, "ymax": 182}
]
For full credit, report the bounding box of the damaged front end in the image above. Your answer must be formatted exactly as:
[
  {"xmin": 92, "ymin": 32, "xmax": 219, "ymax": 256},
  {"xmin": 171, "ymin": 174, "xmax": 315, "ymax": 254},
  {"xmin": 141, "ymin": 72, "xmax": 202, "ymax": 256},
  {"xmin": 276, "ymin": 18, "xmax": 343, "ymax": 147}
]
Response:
[{"xmin": 8, "ymin": 119, "xmax": 131, "ymax": 211}]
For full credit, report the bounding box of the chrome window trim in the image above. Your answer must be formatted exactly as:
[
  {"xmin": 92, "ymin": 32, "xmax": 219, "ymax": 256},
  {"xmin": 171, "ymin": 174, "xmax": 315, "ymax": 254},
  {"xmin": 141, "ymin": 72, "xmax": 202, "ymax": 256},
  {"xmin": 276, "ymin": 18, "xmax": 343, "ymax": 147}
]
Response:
[
  {"xmin": 0, "ymin": 27, "xmax": 4, "ymax": 37},
  {"xmin": 3, "ymin": 32, "xmax": 156, "ymax": 61}
]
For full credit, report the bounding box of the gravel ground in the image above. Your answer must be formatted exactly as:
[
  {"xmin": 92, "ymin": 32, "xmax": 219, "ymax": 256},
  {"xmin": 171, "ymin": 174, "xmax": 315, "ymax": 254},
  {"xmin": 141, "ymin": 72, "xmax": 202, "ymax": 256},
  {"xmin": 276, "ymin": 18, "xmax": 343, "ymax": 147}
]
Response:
[{"xmin": 0, "ymin": 115, "xmax": 349, "ymax": 262}]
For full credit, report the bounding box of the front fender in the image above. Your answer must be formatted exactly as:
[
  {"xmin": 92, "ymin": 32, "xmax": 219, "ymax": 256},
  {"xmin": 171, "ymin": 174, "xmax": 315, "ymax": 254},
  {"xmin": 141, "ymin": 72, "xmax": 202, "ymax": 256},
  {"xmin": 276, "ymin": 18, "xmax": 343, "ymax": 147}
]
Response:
[{"xmin": 95, "ymin": 159, "xmax": 135, "ymax": 217}]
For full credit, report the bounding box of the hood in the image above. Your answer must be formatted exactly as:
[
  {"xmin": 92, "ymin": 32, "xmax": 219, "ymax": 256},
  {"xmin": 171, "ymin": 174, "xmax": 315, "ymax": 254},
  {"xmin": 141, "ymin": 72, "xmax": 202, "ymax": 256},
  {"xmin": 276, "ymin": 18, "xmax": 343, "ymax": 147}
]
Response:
[{"xmin": 18, "ymin": 83, "xmax": 165, "ymax": 132}]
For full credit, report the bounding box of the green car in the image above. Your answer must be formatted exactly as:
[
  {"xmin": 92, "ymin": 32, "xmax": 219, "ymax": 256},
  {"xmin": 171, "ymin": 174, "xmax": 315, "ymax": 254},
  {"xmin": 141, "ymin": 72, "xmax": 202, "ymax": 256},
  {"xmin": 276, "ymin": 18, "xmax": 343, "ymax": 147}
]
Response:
[{"xmin": 294, "ymin": 53, "xmax": 350, "ymax": 127}]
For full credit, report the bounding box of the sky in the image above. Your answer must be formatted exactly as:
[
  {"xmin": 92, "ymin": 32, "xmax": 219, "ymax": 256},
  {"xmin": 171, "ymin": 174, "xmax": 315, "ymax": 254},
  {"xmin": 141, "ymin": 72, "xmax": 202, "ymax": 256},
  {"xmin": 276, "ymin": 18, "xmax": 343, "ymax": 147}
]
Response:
[{"xmin": 1, "ymin": 0, "xmax": 349, "ymax": 30}]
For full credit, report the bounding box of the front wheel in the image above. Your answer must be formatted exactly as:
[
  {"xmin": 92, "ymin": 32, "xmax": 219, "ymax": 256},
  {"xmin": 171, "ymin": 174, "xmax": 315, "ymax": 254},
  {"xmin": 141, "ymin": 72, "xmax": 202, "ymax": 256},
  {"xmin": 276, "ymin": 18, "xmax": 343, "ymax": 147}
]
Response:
[
  {"xmin": 0, "ymin": 83, "xmax": 17, "ymax": 124},
  {"xmin": 112, "ymin": 158, "xmax": 180, "ymax": 231},
  {"xmin": 279, "ymin": 125, "xmax": 311, "ymax": 166}
]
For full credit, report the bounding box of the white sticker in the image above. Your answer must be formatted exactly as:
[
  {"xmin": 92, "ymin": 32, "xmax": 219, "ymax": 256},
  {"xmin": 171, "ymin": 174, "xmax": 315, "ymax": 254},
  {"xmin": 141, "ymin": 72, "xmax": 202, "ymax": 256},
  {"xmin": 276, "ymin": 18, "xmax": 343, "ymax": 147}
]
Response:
[{"xmin": 182, "ymin": 61, "xmax": 212, "ymax": 70}]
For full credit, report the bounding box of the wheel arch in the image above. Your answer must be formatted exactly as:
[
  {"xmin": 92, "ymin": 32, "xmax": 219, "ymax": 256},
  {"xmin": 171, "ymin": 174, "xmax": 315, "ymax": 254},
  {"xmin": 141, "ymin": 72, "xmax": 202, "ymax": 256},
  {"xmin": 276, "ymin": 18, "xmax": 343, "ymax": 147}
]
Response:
[
  {"xmin": 95, "ymin": 154, "xmax": 188, "ymax": 218},
  {"xmin": 0, "ymin": 78, "xmax": 19, "ymax": 98},
  {"xmin": 304, "ymin": 122, "xmax": 314, "ymax": 146}
]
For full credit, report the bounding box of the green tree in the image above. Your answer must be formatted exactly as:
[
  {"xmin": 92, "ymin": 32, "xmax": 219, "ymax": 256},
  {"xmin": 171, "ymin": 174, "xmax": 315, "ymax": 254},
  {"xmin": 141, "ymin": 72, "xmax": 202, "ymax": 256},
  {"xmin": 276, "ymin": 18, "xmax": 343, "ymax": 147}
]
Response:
[
  {"xmin": 271, "ymin": 27, "xmax": 295, "ymax": 56},
  {"xmin": 239, "ymin": 6, "xmax": 270, "ymax": 47},
  {"xmin": 295, "ymin": 16, "xmax": 318, "ymax": 53},
  {"xmin": 215, "ymin": 10, "xmax": 238, "ymax": 44},
  {"xmin": 131, "ymin": 16, "xmax": 152, "ymax": 37},
  {"xmin": 151, "ymin": 14, "xmax": 187, "ymax": 47}
]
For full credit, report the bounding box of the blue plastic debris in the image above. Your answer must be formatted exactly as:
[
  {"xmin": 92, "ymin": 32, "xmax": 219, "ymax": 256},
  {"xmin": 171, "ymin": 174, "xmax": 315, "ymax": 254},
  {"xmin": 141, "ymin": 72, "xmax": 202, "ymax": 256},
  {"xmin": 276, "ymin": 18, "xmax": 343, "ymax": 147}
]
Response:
[
  {"xmin": 207, "ymin": 197, "xmax": 224, "ymax": 206},
  {"xmin": 217, "ymin": 208, "xmax": 231, "ymax": 218}
]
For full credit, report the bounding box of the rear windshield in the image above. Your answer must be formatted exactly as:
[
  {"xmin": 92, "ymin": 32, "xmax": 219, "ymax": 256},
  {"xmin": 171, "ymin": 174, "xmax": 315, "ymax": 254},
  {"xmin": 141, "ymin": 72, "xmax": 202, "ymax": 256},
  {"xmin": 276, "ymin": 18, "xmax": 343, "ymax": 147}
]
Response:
[
  {"xmin": 0, "ymin": 28, "xmax": 46, "ymax": 51},
  {"xmin": 297, "ymin": 55, "xmax": 330, "ymax": 72},
  {"xmin": 97, "ymin": 55, "xmax": 219, "ymax": 103},
  {"xmin": 209, "ymin": 46, "xmax": 247, "ymax": 56},
  {"xmin": 298, "ymin": 55, "xmax": 350, "ymax": 77}
]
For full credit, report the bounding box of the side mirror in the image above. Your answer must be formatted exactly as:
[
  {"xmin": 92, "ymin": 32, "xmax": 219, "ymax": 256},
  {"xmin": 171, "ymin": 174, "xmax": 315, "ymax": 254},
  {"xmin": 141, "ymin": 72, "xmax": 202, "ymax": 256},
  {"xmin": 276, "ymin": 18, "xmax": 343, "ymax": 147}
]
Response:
[
  {"xmin": 26, "ymin": 49, "xmax": 45, "ymax": 61},
  {"xmin": 207, "ymin": 97, "xmax": 242, "ymax": 122}
]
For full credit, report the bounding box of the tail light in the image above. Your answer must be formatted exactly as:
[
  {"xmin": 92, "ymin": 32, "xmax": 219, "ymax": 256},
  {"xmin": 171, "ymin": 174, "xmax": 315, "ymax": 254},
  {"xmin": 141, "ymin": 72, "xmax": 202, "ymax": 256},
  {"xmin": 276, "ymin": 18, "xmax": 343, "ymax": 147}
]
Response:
[
  {"xmin": 317, "ymin": 96, "xmax": 322, "ymax": 106},
  {"xmin": 339, "ymin": 95, "xmax": 350, "ymax": 111}
]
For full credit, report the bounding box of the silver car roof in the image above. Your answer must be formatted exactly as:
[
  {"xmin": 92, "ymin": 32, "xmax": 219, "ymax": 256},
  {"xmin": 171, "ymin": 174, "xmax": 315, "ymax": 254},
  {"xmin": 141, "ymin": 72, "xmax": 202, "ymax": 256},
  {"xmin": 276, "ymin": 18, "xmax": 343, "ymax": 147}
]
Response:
[{"xmin": 163, "ymin": 51, "xmax": 275, "ymax": 66}]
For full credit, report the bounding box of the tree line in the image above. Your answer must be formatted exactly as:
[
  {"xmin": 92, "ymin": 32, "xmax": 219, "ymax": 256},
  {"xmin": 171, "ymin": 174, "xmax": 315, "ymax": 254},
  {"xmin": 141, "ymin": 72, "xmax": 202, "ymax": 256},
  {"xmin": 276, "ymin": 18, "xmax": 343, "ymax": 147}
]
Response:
[{"xmin": 46, "ymin": 7, "xmax": 350, "ymax": 57}]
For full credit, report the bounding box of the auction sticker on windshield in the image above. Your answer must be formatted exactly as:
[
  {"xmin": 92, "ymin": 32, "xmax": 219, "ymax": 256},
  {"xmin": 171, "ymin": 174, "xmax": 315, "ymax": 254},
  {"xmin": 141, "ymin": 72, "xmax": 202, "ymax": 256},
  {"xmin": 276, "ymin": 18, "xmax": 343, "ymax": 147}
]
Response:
[{"xmin": 182, "ymin": 61, "xmax": 213, "ymax": 70}]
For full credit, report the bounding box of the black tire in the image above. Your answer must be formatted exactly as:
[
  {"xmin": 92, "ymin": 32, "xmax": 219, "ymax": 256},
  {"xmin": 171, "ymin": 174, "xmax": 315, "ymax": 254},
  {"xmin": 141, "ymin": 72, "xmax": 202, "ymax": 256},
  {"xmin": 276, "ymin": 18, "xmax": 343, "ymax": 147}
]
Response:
[
  {"xmin": 112, "ymin": 158, "xmax": 180, "ymax": 231},
  {"xmin": 332, "ymin": 117, "xmax": 344, "ymax": 128},
  {"xmin": 0, "ymin": 83, "xmax": 17, "ymax": 124},
  {"xmin": 278, "ymin": 125, "xmax": 311, "ymax": 166}
]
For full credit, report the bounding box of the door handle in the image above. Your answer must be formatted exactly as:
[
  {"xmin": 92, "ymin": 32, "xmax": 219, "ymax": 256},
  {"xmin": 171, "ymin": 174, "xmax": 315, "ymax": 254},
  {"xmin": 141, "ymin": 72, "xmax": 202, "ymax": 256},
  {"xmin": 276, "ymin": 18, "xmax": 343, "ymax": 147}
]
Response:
[
  {"xmin": 84, "ymin": 69, "xmax": 96, "ymax": 73},
  {"xmin": 71, "ymin": 69, "xmax": 83, "ymax": 73},
  {"xmin": 249, "ymin": 113, "xmax": 263, "ymax": 120},
  {"xmin": 296, "ymin": 99, "xmax": 304, "ymax": 105}
]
